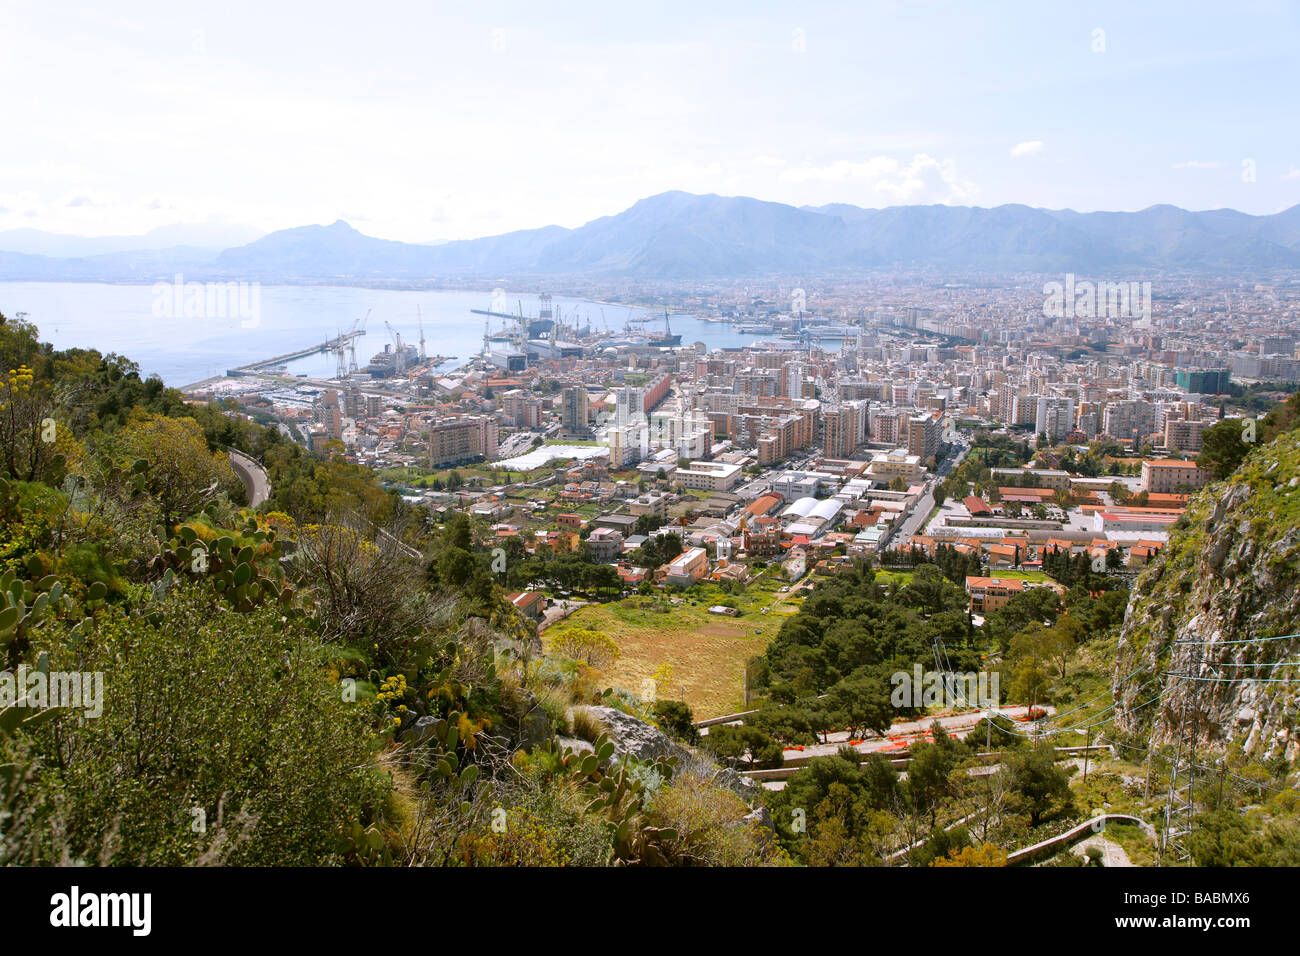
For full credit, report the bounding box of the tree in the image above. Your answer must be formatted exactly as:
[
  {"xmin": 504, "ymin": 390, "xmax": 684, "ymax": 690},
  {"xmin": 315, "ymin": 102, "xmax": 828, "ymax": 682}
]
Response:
[
  {"xmin": 1008, "ymin": 626, "xmax": 1055, "ymax": 706},
  {"xmin": 0, "ymin": 365, "xmax": 65, "ymax": 484},
  {"xmin": 826, "ymin": 675, "xmax": 893, "ymax": 738},
  {"xmin": 1197, "ymin": 418, "xmax": 1251, "ymax": 480},
  {"xmin": 906, "ymin": 735, "xmax": 962, "ymax": 827},
  {"xmin": 298, "ymin": 512, "xmax": 454, "ymax": 659},
  {"xmin": 111, "ymin": 412, "xmax": 241, "ymax": 525},
  {"xmin": 1006, "ymin": 744, "xmax": 1072, "ymax": 827},
  {"xmin": 651, "ymin": 699, "xmax": 699, "ymax": 744},
  {"xmin": 702, "ymin": 724, "xmax": 782, "ymax": 768}
]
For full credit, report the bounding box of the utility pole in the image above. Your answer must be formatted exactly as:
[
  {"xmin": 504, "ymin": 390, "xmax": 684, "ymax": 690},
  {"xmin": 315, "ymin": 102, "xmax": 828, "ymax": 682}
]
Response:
[
  {"xmin": 1143, "ymin": 737, "xmax": 1153, "ymax": 803},
  {"xmin": 1160, "ymin": 642, "xmax": 1203, "ymax": 865}
]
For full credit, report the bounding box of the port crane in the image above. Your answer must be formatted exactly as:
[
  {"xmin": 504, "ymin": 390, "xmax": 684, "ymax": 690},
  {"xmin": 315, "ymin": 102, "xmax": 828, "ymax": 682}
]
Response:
[
  {"xmin": 334, "ymin": 309, "xmax": 370, "ymax": 379},
  {"xmin": 384, "ymin": 320, "xmax": 407, "ymax": 375}
]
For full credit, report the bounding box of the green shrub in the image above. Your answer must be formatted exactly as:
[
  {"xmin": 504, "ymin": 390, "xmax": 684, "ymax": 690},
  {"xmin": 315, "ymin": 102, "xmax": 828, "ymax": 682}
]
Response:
[{"xmin": 19, "ymin": 584, "xmax": 388, "ymax": 865}]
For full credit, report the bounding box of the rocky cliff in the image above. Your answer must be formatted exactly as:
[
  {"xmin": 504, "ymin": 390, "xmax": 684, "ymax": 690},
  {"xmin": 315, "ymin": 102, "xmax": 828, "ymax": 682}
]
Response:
[{"xmin": 1114, "ymin": 429, "xmax": 1300, "ymax": 759}]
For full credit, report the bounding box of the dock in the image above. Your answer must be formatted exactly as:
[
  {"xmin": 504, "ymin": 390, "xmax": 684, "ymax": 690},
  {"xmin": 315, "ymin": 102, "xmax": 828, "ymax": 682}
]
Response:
[{"xmin": 225, "ymin": 331, "xmax": 364, "ymax": 376}]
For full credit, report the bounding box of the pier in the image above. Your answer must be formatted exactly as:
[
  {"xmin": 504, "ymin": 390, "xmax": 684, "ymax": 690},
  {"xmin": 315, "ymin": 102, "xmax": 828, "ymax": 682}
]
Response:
[{"xmin": 225, "ymin": 331, "xmax": 364, "ymax": 377}]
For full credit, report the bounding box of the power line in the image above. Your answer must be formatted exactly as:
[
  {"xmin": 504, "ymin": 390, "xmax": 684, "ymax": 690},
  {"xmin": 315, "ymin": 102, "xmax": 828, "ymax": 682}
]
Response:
[
  {"xmin": 1166, "ymin": 673, "xmax": 1300, "ymax": 683},
  {"xmin": 1171, "ymin": 633, "xmax": 1299, "ymax": 646},
  {"xmin": 933, "ymin": 637, "xmax": 1165, "ymax": 739},
  {"xmin": 1201, "ymin": 661, "xmax": 1300, "ymax": 668},
  {"xmin": 1105, "ymin": 738, "xmax": 1299, "ymax": 801}
]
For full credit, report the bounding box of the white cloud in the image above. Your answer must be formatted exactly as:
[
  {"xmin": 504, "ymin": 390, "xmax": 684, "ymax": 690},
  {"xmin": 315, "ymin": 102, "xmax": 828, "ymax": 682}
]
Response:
[
  {"xmin": 1010, "ymin": 140, "xmax": 1044, "ymax": 157},
  {"xmin": 776, "ymin": 154, "xmax": 975, "ymax": 205},
  {"xmin": 873, "ymin": 154, "xmax": 977, "ymax": 204},
  {"xmin": 1172, "ymin": 160, "xmax": 1222, "ymax": 169},
  {"xmin": 1283, "ymin": 167, "xmax": 1300, "ymax": 181},
  {"xmin": 781, "ymin": 157, "xmax": 899, "ymax": 183}
]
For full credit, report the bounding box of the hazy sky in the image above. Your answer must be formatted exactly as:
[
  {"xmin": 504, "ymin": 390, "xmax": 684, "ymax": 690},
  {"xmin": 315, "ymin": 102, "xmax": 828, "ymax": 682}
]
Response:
[{"xmin": 3, "ymin": 1, "xmax": 1298, "ymax": 242}]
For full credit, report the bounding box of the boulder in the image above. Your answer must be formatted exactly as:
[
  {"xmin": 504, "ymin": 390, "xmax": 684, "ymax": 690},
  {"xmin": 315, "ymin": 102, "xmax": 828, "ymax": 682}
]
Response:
[
  {"xmin": 402, "ymin": 716, "xmax": 440, "ymax": 747},
  {"xmin": 519, "ymin": 705, "xmax": 554, "ymax": 751},
  {"xmin": 567, "ymin": 705, "xmax": 681, "ymax": 763},
  {"xmin": 711, "ymin": 764, "xmax": 760, "ymax": 801},
  {"xmin": 743, "ymin": 806, "xmax": 774, "ymax": 832}
]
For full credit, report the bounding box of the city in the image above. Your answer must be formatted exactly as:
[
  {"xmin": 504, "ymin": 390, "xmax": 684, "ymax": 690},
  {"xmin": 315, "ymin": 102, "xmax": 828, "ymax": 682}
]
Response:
[
  {"xmin": 1, "ymin": 0, "xmax": 1297, "ymax": 925},
  {"xmin": 183, "ymin": 278, "xmax": 1299, "ymax": 651}
]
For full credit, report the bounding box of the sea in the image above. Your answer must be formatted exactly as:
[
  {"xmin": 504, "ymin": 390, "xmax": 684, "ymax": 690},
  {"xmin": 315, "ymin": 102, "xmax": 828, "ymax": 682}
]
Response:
[{"xmin": 0, "ymin": 283, "xmax": 768, "ymax": 388}]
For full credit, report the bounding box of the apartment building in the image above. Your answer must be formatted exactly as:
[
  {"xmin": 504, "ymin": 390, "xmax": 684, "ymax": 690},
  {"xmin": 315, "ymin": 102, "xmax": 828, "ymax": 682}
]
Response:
[
  {"xmin": 1140, "ymin": 459, "xmax": 1212, "ymax": 494},
  {"xmin": 868, "ymin": 449, "xmax": 923, "ymax": 484},
  {"xmin": 1164, "ymin": 417, "xmax": 1209, "ymax": 453},
  {"xmin": 664, "ymin": 547, "xmax": 709, "ymax": 587},
  {"xmin": 313, "ymin": 388, "xmax": 343, "ymax": 439},
  {"xmin": 674, "ymin": 461, "xmax": 743, "ymax": 492},
  {"xmin": 628, "ymin": 492, "xmax": 670, "ymax": 520},
  {"xmin": 561, "ymin": 386, "xmax": 589, "ymax": 431},
  {"xmin": 990, "ymin": 467, "xmax": 1072, "ymax": 491},
  {"xmin": 427, "ymin": 415, "xmax": 499, "ymax": 467},
  {"xmin": 906, "ymin": 413, "xmax": 941, "ymax": 462},
  {"xmin": 584, "ymin": 527, "xmax": 624, "ymax": 561},
  {"xmin": 822, "ymin": 401, "xmax": 866, "ymax": 459},
  {"xmin": 965, "ymin": 576, "xmax": 1025, "ymax": 614},
  {"xmin": 1035, "ymin": 397, "xmax": 1075, "ymax": 442}
]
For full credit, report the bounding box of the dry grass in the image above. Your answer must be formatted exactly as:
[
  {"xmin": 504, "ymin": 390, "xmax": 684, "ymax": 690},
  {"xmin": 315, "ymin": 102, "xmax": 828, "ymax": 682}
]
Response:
[
  {"xmin": 546, "ymin": 602, "xmax": 768, "ymax": 719},
  {"xmin": 567, "ymin": 706, "xmax": 609, "ymax": 742}
]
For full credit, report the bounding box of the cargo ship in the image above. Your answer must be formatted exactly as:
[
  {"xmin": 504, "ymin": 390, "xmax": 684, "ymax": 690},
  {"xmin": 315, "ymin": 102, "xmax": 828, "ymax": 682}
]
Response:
[{"xmin": 646, "ymin": 311, "xmax": 681, "ymax": 347}]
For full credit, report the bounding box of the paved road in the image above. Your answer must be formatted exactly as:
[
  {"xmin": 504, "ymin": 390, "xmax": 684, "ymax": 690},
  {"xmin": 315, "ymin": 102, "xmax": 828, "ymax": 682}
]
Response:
[
  {"xmin": 539, "ymin": 598, "xmax": 588, "ymax": 631},
  {"xmin": 780, "ymin": 705, "xmax": 1051, "ymax": 761},
  {"xmin": 228, "ymin": 449, "xmax": 271, "ymax": 508},
  {"xmin": 887, "ymin": 440, "xmax": 969, "ymax": 548},
  {"xmin": 1072, "ymin": 833, "xmax": 1135, "ymax": 867},
  {"xmin": 892, "ymin": 485, "xmax": 936, "ymax": 546}
]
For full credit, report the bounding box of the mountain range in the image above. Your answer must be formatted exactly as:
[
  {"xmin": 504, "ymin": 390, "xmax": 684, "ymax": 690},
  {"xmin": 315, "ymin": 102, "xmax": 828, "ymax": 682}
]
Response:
[{"xmin": 3, "ymin": 192, "xmax": 1300, "ymax": 282}]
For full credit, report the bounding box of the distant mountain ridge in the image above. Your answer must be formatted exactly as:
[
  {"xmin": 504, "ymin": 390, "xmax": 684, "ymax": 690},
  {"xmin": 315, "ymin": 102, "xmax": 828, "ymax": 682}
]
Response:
[
  {"xmin": 4, "ymin": 192, "xmax": 1300, "ymax": 282},
  {"xmin": 0, "ymin": 222, "xmax": 264, "ymax": 258}
]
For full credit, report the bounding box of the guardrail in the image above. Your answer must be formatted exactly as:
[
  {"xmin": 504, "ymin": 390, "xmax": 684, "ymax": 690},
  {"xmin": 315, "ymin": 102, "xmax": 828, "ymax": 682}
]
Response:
[
  {"xmin": 1006, "ymin": 814, "xmax": 1155, "ymax": 866},
  {"xmin": 739, "ymin": 744, "xmax": 1112, "ymax": 781}
]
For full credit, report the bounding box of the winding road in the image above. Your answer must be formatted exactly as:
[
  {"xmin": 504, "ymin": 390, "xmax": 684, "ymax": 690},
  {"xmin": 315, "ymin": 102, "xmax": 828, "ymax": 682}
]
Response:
[{"xmin": 227, "ymin": 449, "xmax": 271, "ymax": 508}]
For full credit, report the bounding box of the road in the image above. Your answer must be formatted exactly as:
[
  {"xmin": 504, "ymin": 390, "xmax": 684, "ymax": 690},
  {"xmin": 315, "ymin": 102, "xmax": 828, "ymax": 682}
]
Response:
[
  {"xmin": 775, "ymin": 704, "xmax": 1050, "ymax": 761},
  {"xmin": 887, "ymin": 438, "xmax": 968, "ymax": 548},
  {"xmin": 539, "ymin": 598, "xmax": 587, "ymax": 631},
  {"xmin": 228, "ymin": 449, "xmax": 271, "ymax": 508}
]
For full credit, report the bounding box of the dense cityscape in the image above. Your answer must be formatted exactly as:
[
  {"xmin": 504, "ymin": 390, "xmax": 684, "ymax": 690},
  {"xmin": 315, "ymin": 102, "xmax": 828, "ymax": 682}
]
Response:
[
  {"xmin": 185, "ymin": 276, "xmax": 1300, "ymax": 638},
  {"xmin": 3, "ymin": 2, "xmax": 1299, "ymax": 925}
]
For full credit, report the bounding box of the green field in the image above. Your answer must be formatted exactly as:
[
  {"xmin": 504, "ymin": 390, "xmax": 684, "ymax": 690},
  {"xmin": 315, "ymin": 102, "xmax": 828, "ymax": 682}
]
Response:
[
  {"xmin": 873, "ymin": 570, "xmax": 915, "ymax": 587},
  {"xmin": 982, "ymin": 570, "xmax": 1053, "ymax": 582}
]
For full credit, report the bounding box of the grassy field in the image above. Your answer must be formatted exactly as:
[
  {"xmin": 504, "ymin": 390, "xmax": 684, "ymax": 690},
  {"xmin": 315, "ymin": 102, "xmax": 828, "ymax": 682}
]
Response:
[
  {"xmin": 982, "ymin": 569, "xmax": 1052, "ymax": 582},
  {"xmin": 378, "ymin": 462, "xmax": 556, "ymax": 487},
  {"xmin": 873, "ymin": 570, "xmax": 915, "ymax": 587},
  {"xmin": 546, "ymin": 577, "xmax": 793, "ymax": 719}
]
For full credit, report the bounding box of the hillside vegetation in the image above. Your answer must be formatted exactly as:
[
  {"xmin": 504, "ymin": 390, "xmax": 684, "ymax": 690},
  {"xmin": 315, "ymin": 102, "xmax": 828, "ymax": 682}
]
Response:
[{"xmin": 0, "ymin": 313, "xmax": 780, "ymax": 867}]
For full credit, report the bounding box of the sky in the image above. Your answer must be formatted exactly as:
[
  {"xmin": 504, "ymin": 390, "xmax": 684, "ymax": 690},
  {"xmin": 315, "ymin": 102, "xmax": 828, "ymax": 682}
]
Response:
[{"xmin": 2, "ymin": 0, "xmax": 1298, "ymax": 243}]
